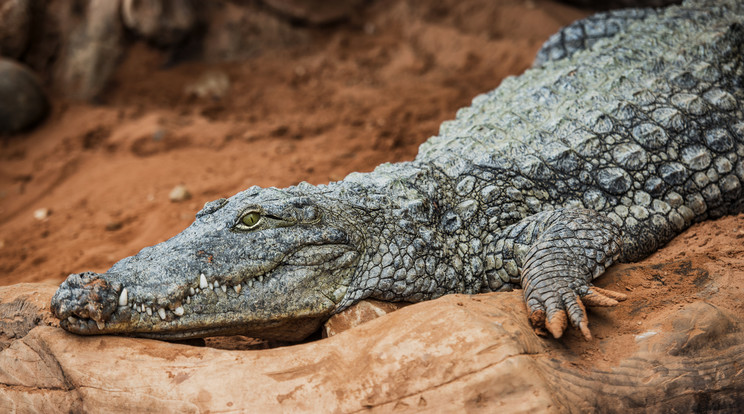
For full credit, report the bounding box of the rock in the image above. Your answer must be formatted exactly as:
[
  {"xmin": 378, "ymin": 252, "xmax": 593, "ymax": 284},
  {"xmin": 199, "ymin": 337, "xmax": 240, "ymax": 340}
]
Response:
[
  {"xmin": 324, "ymin": 299, "xmax": 407, "ymax": 337},
  {"xmin": 561, "ymin": 0, "xmax": 682, "ymax": 9},
  {"xmin": 169, "ymin": 184, "xmax": 191, "ymax": 202},
  {"xmin": 0, "ymin": 0, "xmax": 31, "ymax": 58},
  {"xmin": 184, "ymin": 71, "xmax": 230, "ymax": 100},
  {"xmin": 58, "ymin": 0, "xmax": 124, "ymax": 101},
  {"xmin": 0, "ymin": 284, "xmax": 58, "ymax": 350},
  {"xmin": 261, "ymin": 0, "xmax": 365, "ymax": 24},
  {"xmin": 32, "ymin": 208, "xmax": 50, "ymax": 221},
  {"xmin": 1, "ymin": 262, "xmax": 743, "ymax": 412},
  {"xmin": 121, "ymin": 0, "xmax": 197, "ymax": 46},
  {"xmin": 0, "ymin": 58, "xmax": 49, "ymax": 134},
  {"xmin": 199, "ymin": 2, "xmax": 308, "ymax": 62}
]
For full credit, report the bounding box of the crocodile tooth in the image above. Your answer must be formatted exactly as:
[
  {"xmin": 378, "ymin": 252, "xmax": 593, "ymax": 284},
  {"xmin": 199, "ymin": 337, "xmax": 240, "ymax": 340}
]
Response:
[
  {"xmin": 174, "ymin": 306, "xmax": 184, "ymax": 316},
  {"xmin": 214, "ymin": 280, "xmax": 220, "ymax": 288},
  {"xmin": 233, "ymin": 284, "xmax": 242, "ymax": 294},
  {"xmin": 67, "ymin": 316, "xmax": 78, "ymax": 324},
  {"xmin": 96, "ymin": 320, "xmax": 105, "ymax": 330},
  {"xmin": 199, "ymin": 273, "xmax": 208, "ymax": 289},
  {"xmin": 186, "ymin": 296, "xmax": 191, "ymax": 304},
  {"xmin": 195, "ymin": 287, "xmax": 200, "ymax": 294},
  {"xmin": 258, "ymin": 276, "xmax": 264, "ymax": 283},
  {"xmin": 189, "ymin": 287, "xmax": 195, "ymax": 296},
  {"xmin": 146, "ymin": 307, "xmax": 152, "ymax": 316},
  {"xmin": 247, "ymin": 280, "xmax": 253, "ymax": 288},
  {"xmin": 221, "ymin": 285, "xmax": 227, "ymax": 293},
  {"xmin": 118, "ymin": 288, "xmax": 128, "ymax": 307},
  {"xmin": 158, "ymin": 308, "xmax": 167, "ymax": 320},
  {"xmin": 209, "ymin": 282, "xmax": 214, "ymax": 290}
]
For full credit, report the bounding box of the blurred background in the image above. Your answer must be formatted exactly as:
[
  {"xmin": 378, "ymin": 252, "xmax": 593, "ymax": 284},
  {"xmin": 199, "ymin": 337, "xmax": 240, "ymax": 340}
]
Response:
[{"xmin": 0, "ymin": 0, "xmax": 597, "ymax": 286}]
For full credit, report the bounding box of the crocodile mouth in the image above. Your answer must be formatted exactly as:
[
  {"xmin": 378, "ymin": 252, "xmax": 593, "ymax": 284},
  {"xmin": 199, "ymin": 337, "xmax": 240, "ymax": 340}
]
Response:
[
  {"xmin": 59, "ymin": 271, "xmax": 276, "ymax": 338},
  {"xmin": 52, "ymin": 245, "xmax": 359, "ymax": 341}
]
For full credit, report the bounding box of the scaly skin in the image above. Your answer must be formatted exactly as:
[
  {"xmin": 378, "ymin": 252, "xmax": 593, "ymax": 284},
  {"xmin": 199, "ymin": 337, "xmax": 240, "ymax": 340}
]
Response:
[{"xmin": 52, "ymin": 0, "xmax": 744, "ymax": 341}]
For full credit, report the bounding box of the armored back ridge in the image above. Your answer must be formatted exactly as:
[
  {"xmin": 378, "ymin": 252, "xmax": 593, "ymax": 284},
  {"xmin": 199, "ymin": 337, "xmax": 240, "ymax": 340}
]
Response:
[{"xmin": 52, "ymin": 0, "xmax": 744, "ymax": 341}]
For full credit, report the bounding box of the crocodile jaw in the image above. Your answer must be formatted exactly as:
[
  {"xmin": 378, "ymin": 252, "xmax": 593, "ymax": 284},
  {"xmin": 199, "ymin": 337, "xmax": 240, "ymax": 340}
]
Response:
[
  {"xmin": 52, "ymin": 259, "xmax": 355, "ymax": 341},
  {"xmin": 51, "ymin": 245, "xmax": 358, "ymax": 341}
]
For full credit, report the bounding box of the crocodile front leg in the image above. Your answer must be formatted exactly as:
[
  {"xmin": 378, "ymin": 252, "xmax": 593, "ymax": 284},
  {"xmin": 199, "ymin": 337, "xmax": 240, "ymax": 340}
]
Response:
[{"xmin": 491, "ymin": 209, "xmax": 627, "ymax": 340}]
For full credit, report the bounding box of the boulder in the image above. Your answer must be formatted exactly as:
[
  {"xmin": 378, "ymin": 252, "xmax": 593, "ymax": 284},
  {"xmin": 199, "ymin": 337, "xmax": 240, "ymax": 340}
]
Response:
[
  {"xmin": 57, "ymin": 0, "xmax": 124, "ymax": 101},
  {"xmin": 11, "ymin": 0, "xmax": 309, "ymax": 97},
  {"xmin": 121, "ymin": 0, "xmax": 197, "ymax": 46},
  {"xmin": 0, "ymin": 58, "xmax": 49, "ymax": 134},
  {"xmin": 261, "ymin": 0, "xmax": 365, "ymax": 25},
  {"xmin": 0, "ymin": 0, "xmax": 31, "ymax": 58},
  {"xmin": 561, "ymin": 0, "xmax": 681, "ymax": 9},
  {"xmin": 323, "ymin": 298, "xmax": 407, "ymax": 337},
  {"xmin": 198, "ymin": 3, "xmax": 308, "ymax": 62}
]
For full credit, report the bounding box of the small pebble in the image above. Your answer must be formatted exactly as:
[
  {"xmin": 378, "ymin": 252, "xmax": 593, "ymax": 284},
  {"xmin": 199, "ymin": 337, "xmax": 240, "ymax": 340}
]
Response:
[
  {"xmin": 33, "ymin": 208, "xmax": 50, "ymax": 221},
  {"xmin": 153, "ymin": 129, "xmax": 166, "ymax": 141},
  {"xmin": 169, "ymin": 185, "xmax": 191, "ymax": 202},
  {"xmin": 184, "ymin": 71, "xmax": 230, "ymax": 100}
]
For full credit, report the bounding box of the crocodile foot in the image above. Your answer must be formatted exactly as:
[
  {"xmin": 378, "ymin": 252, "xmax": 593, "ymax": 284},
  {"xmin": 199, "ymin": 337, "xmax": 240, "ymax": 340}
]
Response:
[{"xmin": 520, "ymin": 209, "xmax": 626, "ymax": 340}]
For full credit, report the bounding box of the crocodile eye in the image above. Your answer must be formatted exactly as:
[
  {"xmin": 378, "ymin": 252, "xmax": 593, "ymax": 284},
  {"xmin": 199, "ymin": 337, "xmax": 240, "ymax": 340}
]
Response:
[{"xmin": 240, "ymin": 211, "xmax": 261, "ymax": 228}]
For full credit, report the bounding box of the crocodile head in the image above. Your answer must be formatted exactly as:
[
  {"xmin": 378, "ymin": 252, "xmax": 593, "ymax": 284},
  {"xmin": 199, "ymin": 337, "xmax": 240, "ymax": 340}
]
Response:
[{"xmin": 50, "ymin": 185, "xmax": 361, "ymax": 341}]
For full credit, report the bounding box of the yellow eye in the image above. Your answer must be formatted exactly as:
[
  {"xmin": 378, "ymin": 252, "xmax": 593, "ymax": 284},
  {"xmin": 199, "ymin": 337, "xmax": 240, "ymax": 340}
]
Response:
[{"xmin": 241, "ymin": 211, "xmax": 260, "ymax": 227}]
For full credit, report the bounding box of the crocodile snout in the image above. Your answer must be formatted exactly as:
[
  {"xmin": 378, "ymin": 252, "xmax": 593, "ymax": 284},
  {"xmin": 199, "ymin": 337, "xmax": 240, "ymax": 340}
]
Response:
[{"xmin": 51, "ymin": 271, "xmax": 121, "ymax": 327}]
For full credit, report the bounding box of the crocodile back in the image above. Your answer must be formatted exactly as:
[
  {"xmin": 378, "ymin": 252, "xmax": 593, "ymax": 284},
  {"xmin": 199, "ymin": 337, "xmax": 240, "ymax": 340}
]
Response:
[{"xmin": 415, "ymin": 0, "xmax": 744, "ymax": 260}]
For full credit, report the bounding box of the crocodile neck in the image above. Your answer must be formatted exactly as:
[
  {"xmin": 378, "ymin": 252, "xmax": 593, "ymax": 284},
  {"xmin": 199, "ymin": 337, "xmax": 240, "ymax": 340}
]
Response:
[{"xmin": 326, "ymin": 159, "xmax": 556, "ymax": 309}]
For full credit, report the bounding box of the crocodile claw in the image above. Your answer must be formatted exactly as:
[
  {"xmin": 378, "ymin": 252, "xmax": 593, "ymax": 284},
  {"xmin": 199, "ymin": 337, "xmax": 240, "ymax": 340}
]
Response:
[{"xmin": 526, "ymin": 285, "xmax": 627, "ymax": 341}]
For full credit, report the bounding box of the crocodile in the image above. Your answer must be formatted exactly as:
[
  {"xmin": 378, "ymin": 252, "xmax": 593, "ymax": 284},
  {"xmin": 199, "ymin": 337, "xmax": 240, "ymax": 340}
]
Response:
[{"xmin": 51, "ymin": 0, "xmax": 744, "ymax": 342}]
